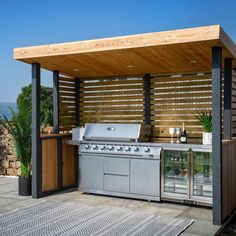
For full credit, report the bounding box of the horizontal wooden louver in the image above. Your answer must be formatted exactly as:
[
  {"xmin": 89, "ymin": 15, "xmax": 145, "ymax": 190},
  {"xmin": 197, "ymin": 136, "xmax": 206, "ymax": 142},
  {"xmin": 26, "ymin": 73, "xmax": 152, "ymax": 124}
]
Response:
[
  {"xmin": 79, "ymin": 77, "xmax": 145, "ymax": 124},
  {"xmin": 58, "ymin": 71, "xmax": 232, "ymax": 142},
  {"xmin": 150, "ymin": 72, "xmax": 212, "ymax": 143},
  {"xmin": 59, "ymin": 77, "xmax": 77, "ymax": 133}
]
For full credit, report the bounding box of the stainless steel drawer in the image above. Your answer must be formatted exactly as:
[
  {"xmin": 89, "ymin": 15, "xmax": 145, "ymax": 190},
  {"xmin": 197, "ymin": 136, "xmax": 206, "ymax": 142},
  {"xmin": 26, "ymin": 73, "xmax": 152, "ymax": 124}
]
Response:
[
  {"xmin": 104, "ymin": 157, "xmax": 129, "ymax": 175},
  {"xmin": 104, "ymin": 175, "xmax": 129, "ymax": 193}
]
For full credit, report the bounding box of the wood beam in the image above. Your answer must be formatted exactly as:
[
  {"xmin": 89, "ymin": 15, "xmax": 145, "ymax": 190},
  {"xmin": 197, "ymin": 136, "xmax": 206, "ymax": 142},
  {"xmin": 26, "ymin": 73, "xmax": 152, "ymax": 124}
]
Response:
[
  {"xmin": 212, "ymin": 47, "xmax": 223, "ymax": 225},
  {"xmin": 31, "ymin": 63, "xmax": 41, "ymax": 199},
  {"xmin": 14, "ymin": 25, "xmax": 221, "ymax": 60}
]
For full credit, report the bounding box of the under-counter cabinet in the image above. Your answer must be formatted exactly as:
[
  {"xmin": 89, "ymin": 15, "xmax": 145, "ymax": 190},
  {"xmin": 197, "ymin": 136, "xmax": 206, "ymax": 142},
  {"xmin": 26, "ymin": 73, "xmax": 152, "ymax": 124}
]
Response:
[
  {"xmin": 130, "ymin": 159, "xmax": 160, "ymax": 196},
  {"xmin": 79, "ymin": 155, "xmax": 160, "ymax": 201},
  {"xmin": 161, "ymin": 148, "xmax": 212, "ymax": 206},
  {"xmin": 79, "ymin": 155, "xmax": 103, "ymax": 191}
]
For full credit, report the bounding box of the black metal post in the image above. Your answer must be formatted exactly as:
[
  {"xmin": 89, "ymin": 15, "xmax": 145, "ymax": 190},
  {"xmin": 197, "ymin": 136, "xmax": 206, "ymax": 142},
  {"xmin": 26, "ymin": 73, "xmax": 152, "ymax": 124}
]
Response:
[
  {"xmin": 75, "ymin": 78, "xmax": 80, "ymax": 126},
  {"xmin": 224, "ymin": 58, "xmax": 233, "ymax": 140},
  {"xmin": 144, "ymin": 74, "xmax": 151, "ymax": 125},
  {"xmin": 212, "ymin": 47, "xmax": 223, "ymax": 225},
  {"xmin": 32, "ymin": 63, "xmax": 41, "ymax": 199},
  {"xmin": 53, "ymin": 71, "xmax": 59, "ymax": 133}
]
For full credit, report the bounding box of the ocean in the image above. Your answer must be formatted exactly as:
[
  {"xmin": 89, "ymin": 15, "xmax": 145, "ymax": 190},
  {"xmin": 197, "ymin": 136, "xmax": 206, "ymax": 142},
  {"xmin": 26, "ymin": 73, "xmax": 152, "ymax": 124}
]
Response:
[{"xmin": 0, "ymin": 102, "xmax": 17, "ymax": 120}]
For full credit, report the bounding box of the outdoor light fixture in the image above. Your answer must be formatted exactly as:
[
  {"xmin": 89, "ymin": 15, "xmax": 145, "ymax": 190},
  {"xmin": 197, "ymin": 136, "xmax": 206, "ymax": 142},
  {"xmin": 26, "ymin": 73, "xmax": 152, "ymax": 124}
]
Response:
[
  {"xmin": 73, "ymin": 68, "xmax": 80, "ymax": 71},
  {"xmin": 190, "ymin": 60, "xmax": 198, "ymax": 64},
  {"xmin": 127, "ymin": 65, "xmax": 134, "ymax": 68}
]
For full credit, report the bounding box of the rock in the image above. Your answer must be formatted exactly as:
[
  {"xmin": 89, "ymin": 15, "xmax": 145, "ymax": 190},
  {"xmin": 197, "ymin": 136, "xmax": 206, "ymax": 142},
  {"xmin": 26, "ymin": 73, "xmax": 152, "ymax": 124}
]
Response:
[
  {"xmin": 7, "ymin": 155, "xmax": 16, "ymax": 161},
  {"xmin": 0, "ymin": 167, "xmax": 5, "ymax": 175},
  {"xmin": 11, "ymin": 161, "xmax": 21, "ymax": 169},
  {"xmin": 7, "ymin": 168, "xmax": 16, "ymax": 176},
  {"xmin": 1, "ymin": 160, "xmax": 9, "ymax": 168},
  {"xmin": 17, "ymin": 168, "xmax": 21, "ymax": 176}
]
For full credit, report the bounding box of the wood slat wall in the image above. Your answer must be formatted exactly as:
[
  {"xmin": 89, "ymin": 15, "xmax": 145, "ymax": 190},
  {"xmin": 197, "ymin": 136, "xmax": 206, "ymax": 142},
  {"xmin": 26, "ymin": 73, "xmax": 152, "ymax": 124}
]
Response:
[
  {"xmin": 58, "ymin": 71, "xmax": 235, "ymax": 143},
  {"xmin": 232, "ymin": 70, "xmax": 236, "ymax": 136},
  {"xmin": 79, "ymin": 77, "xmax": 145, "ymax": 124},
  {"xmin": 59, "ymin": 77, "xmax": 77, "ymax": 133},
  {"xmin": 150, "ymin": 72, "xmax": 212, "ymax": 143},
  {"xmin": 222, "ymin": 140, "xmax": 236, "ymax": 221}
]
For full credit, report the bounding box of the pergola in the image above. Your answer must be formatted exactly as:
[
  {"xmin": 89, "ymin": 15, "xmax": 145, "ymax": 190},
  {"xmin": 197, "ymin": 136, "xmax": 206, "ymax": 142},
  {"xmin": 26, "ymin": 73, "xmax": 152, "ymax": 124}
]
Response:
[{"xmin": 14, "ymin": 25, "xmax": 236, "ymax": 225}]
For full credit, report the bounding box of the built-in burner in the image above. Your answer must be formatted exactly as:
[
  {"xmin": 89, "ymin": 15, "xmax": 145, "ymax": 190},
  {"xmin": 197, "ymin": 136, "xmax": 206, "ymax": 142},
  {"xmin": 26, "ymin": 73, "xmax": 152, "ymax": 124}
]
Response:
[{"xmin": 79, "ymin": 123, "xmax": 160, "ymax": 159}]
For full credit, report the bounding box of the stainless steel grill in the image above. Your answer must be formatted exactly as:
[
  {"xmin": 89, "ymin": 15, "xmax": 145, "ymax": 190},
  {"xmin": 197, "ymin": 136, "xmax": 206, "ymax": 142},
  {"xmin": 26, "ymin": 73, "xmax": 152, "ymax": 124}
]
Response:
[
  {"xmin": 79, "ymin": 123, "xmax": 160, "ymax": 159},
  {"xmin": 78, "ymin": 123, "xmax": 161, "ymax": 202}
]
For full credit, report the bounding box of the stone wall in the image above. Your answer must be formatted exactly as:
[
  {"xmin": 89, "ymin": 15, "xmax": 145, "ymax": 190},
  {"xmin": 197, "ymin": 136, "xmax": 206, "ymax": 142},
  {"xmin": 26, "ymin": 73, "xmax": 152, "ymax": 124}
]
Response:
[{"xmin": 0, "ymin": 126, "xmax": 20, "ymax": 176}]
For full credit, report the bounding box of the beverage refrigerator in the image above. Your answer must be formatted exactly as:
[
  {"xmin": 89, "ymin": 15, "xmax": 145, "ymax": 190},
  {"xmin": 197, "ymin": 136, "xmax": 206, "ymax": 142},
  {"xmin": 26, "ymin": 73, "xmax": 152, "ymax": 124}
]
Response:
[{"xmin": 161, "ymin": 147, "xmax": 212, "ymax": 206}]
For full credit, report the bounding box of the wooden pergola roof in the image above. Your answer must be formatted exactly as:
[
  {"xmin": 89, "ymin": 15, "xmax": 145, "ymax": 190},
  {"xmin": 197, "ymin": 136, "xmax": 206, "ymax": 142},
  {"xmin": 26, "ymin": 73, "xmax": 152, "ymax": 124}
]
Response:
[{"xmin": 14, "ymin": 25, "xmax": 236, "ymax": 78}]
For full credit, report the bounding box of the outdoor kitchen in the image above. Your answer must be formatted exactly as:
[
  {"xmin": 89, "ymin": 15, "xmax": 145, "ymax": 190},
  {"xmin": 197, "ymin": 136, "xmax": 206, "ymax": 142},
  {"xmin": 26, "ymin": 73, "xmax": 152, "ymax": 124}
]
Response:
[
  {"xmin": 13, "ymin": 25, "xmax": 236, "ymax": 226},
  {"xmin": 68, "ymin": 123, "xmax": 212, "ymax": 207}
]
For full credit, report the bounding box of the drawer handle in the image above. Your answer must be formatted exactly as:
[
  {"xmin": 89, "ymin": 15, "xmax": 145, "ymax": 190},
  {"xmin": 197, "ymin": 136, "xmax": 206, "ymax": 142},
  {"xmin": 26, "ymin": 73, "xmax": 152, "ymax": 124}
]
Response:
[{"xmin": 104, "ymin": 173, "xmax": 129, "ymax": 177}]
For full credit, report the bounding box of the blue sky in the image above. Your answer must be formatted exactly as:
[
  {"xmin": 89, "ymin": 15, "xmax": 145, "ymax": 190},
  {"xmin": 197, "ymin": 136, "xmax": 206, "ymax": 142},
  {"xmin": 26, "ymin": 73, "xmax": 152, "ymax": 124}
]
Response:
[{"xmin": 0, "ymin": 0, "xmax": 236, "ymax": 102}]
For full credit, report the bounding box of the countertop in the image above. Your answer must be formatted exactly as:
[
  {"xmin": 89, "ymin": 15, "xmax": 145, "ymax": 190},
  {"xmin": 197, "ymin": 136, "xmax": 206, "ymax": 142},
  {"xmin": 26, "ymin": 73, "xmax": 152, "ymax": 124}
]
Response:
[{"xmin": 65, "ymin": 139, "xmax": 212, "ymax": 151}]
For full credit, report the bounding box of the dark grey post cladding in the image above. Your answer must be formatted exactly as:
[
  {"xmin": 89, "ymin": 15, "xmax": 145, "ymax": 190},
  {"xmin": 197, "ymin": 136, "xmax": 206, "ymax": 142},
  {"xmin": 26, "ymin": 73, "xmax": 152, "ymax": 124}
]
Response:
[
  {"xmin": 32, "ymin": 63, "xmax": 41, "ymax": 198},
  {"xmin": 224, "ymin": 58, "xmax": 233, "ymax": 140},
  {"xmin": 75, "ymin": 78, "xmax": 80, "ymax": 126},
  {"xmin": 144, "ymin": 74, "xmax": 151, "ymax": 125},
  {"xmin": 212, "ymin": 47, "xmax": 223, "ymax": 225},
  {"xmin": 53, "ymin": 71, "xmax": 59, "ymax": 133},
  {"xmin": 74, "ymin": 78, "xmax": 80, "ymax": 186}
]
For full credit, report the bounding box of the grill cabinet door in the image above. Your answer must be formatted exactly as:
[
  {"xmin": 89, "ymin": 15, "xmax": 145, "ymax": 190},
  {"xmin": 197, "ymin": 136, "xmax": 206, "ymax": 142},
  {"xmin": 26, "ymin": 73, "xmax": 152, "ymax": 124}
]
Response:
[
  {"xmin": 130, "ymin": 159, "xmax": 160, "ymax": 196},
  {"xmin": 79, "ymin": 155, "xmax": 103, "ymax": 190}
]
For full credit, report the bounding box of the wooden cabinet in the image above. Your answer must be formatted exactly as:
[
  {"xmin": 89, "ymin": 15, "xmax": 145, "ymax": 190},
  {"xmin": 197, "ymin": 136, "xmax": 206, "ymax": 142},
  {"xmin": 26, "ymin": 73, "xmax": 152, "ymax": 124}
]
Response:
[
  {"xmin": 41, "ymin": 134, "xmax": 77, "ymax": 194},
  {"xmin": 42, "ymin": 138, "xmax": 58, "ymax": 192},
  {"xmin": 62, "ymin": 140, "xmax": 76, "ymax": 188}
]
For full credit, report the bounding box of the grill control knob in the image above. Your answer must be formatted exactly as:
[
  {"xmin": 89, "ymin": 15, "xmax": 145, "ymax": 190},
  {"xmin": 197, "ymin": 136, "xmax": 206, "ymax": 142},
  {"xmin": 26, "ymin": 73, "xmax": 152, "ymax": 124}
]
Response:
[
  {"xmin": 92, "ymin": 145, "xmax": 98, "ymax": 150},
  {"xmin": 100, "ymin": 146, "xmax": 106, "ymax": 150},
  {"xmin": 125, "ymin": 147, "xmax": 131, "ymax": 152},
  {"xmin": 108, "ymin": 146, "xmax": 114, "ymax": 151},
  {"xmin": 144, "ymin": 147, "xmax": 150, "ymax": 153},
  {"xmin": 134, "ymin": 147, "xmax": 140, "ymax": 152},
  {"xmin": 117, "ymin": 146, "xmax": 123, "ymax": 151},
  {"xmin": 85, "ymin": 145, "xmax": 91, "ymax": 150}
]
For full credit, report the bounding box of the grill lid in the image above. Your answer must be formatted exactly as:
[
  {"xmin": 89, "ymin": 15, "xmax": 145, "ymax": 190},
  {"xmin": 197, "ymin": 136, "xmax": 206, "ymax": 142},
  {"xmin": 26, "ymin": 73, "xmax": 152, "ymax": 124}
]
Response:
[{"xmin": 83, "ymin": 123, "xmax": 144, "ymax": 142}]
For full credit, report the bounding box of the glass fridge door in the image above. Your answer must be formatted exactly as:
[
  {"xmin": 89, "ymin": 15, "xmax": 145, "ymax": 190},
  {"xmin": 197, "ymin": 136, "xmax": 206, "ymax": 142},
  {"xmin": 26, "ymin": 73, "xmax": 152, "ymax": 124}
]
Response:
[
  {"xmin": 163, "ymin": 150, "xmax": 189, "ymax": 196},
  {"xmin": 192, "ymin": 151, "xmax": 212, "ymax": 198}
]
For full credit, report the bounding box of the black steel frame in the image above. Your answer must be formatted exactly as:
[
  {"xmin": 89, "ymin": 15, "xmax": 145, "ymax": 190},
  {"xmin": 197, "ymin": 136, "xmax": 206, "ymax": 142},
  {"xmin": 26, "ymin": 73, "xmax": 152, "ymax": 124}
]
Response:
[
  {"xmin": 53, "ymin": 71, "xmax": 59, "ymax": 133},
  {"xmin": 224, "ymin": 58, "xmax": 233, "ymax": 140},
  {"xmin": 144, "ymin": 74, "xmax": 151, "ymax": 125},
  {"xmin": 212, "ymin": 47, "xmax": 223, "ymax": 225},
  {"xmin": 32, "ymin": 63, "xmax": 42, "ymax": 198}
]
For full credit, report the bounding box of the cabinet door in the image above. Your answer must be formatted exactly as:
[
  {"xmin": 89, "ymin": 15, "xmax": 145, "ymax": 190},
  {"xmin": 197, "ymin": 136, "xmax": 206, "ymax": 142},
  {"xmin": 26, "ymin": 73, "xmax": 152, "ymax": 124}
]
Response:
[
  {"xmin": 130, "ymin": 159, "xmax": 160, "ymax": 196},
  {"xmin": 62, "ymin": 140, "xmax": 76, "ymax": 188},
  {"xmin": 79, "ymin": 155, "xmax": 103, "ymax": 190},
  {"xmin": 192, "ymin": 151, "xmax": 212, "ymax": 198},
  {"xmin": 163, "ymin": 150, "xmax": 189, "ymax": 196}
]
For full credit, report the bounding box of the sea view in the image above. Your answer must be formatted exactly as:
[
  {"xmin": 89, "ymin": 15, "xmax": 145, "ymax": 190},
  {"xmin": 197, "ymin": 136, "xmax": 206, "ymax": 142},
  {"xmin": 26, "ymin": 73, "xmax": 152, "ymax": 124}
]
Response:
[{"xmin": 0, "ymin": 102, "xmax": 17, "ymax": 120}]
